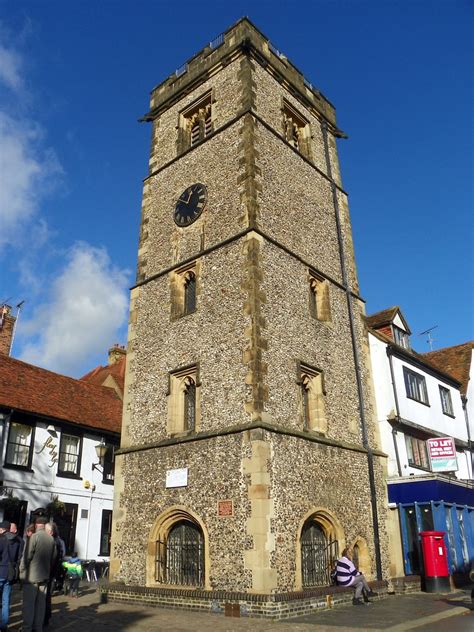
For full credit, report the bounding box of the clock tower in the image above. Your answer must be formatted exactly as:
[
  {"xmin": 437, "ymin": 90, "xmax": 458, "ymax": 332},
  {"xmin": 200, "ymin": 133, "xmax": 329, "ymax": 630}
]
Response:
[{"xmin": 109, "ymin": 18, "xmax": 389, "ymax": 615}]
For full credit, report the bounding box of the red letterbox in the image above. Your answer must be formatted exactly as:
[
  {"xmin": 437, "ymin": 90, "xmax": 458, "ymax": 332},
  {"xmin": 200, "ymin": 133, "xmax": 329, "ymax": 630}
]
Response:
[{"xmin": 419, "ymin": 530, "xmax": 450, "ymax": 592}]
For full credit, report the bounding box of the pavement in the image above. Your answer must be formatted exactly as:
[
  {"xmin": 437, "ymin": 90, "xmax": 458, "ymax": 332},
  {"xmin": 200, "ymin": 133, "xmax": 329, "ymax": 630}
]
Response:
[{"xmin": 5, "ymin": 583, "xmax": 474, "ymax": 631}]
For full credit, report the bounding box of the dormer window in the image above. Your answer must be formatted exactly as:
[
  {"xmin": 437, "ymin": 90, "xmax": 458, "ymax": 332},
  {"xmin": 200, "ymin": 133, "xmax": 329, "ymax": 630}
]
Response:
[{"xmin": 393, "ymin": 326, "xmax": 410, "ymax": 349}]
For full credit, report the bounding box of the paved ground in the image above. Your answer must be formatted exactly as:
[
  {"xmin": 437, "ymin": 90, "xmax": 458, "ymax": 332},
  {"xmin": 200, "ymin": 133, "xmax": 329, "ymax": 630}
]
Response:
[{"xmin": 5, "ymin": 583, "xmax": 474, "ymax": 631}]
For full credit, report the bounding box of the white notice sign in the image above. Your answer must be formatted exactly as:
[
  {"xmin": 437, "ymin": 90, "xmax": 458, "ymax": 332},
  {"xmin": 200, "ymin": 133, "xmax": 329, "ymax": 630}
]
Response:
[{"xmin": 165, "ymin": 467, "xmax": 188, "ymax": 488}]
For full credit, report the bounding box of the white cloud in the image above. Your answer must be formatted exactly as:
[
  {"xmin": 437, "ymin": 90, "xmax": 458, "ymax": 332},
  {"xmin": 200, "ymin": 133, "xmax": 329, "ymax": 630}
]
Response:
[
  {"xmin": 19, "ymin": 242, "xmax": 130, "ymax": 376},
  {"xmin": 0, "ymin": 112, "xmax": 62, "ymax": 250},
  {"xmin": 0, "ymin": 44, "xmax": 23, "ymax": 92}
]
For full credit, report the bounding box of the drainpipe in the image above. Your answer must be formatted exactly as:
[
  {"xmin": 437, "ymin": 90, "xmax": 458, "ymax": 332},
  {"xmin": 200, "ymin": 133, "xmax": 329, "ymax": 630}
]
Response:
[
  {"xmin": 387, "ymin": 348, "xmax": 403, "ymax": 476},
  {"xmin": 321, "ymin": 122, "xmax": 383, "ymax": 580},
  {"xmin": 84, "ymin": 484, "xmax": 94, "ymax": 559}
]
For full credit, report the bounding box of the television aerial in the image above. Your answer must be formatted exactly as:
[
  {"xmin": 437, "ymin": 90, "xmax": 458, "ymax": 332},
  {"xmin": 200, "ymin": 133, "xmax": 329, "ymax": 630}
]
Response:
[{"xmin": 418, "ymin": 325, "xmax": 438, "ymax": 351}]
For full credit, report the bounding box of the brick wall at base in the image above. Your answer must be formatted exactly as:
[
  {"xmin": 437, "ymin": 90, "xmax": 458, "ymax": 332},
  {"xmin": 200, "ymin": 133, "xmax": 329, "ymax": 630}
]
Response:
[{"xmin": 101, "ymin": 580, "xmax": 389, "ymax": 620}]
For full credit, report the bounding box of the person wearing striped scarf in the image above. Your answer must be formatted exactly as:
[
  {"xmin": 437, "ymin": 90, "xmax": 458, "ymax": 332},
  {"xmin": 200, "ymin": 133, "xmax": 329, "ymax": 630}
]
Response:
[{"xmin": 335, "ymin": 547, "xmax": 378, "ymax": 605}]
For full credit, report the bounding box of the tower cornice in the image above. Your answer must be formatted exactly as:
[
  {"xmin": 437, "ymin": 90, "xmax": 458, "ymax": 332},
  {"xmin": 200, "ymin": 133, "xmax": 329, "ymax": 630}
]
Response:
[{"xmin": 141, "ymin": 17, "xmax": 341, "ymax": 132}]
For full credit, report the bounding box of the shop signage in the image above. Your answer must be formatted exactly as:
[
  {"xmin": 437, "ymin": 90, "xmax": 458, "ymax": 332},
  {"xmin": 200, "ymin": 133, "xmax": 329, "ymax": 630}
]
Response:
[
  {"xmin": 36, "ymin": 435, "xmax": 59, "ymax": 468},
  {"xmin": 427, "ymin": 437, "xmax": 457, "ymax": 472}
]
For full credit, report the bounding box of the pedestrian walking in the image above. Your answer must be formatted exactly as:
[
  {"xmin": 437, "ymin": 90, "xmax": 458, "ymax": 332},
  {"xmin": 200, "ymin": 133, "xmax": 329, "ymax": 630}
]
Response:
[
  {"xmin": 0, "ymin": 520, "xmax": 21, "ymax": 632},
  {"xmin": 43, "ymin": 522, "xmax": 66, "ymax": 626},
  {"xmin": 21, "ymin": 524, "xmax": 35, "ymax": 561},
  {"xmin": 63, "ymin": 554, "xmax": 83, "ymax": 598},
  {"xmin": 20, "ymin": 517, "xmax": 56, "ymax": 632},
  {"xmin": 335, "ymin": 547, "xmax": 378, "ymax": 606}
]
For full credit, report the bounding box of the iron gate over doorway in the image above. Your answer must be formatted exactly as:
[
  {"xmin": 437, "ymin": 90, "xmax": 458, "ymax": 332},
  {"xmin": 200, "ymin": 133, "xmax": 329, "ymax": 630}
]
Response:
[
  {"xmin": 301, "ymin": 522, "xmax": 338, "ymax": 587},
  {"xmin": 156, "ymin": 520, "xmax": 204, "ymax": 586}
]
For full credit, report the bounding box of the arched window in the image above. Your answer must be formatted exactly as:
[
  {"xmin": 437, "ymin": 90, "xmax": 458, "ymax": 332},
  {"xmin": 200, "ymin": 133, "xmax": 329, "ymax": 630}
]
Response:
[
  {"xmin": 180, "ymin": 93, "xmax": 213, "ymax": 151},
  {"xmin": 309, "ymin": 273, "xmax": 331, "ymax": 322},
  {"xmin": 301, "ymin": 375, "xmax": 311, "ymax": 430},
  {"xmin": 183, "ymin": 377, "xmax": 196, "ymax": 432},
  {"xmin": 167, "ymin": 365, "xmax": 200, "ymax": 435},
  {"xmin": 301, "ymin": 519, "xmax": 338, "ymax": 587},
  {"xmin": 183, "ymin": 272, "xmax": 196, "ymax": 315},
  {"xmin": 156, "ymin": 519, "xmax": 204, "ymax": 586},
  {"xmin": 299, "ymin": 363, "xmax": 327, "ymax": 434}
]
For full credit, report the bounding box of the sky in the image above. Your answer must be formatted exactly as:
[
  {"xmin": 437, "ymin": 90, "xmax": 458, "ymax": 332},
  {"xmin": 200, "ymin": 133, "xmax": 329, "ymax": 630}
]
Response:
[{"xmin": 0, "ymin": 0, "xmax": 472, "ymax": 378}]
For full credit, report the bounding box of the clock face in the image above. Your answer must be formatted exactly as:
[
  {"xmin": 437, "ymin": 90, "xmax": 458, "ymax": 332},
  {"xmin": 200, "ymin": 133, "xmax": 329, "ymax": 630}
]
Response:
[{"xmin": 174, "ymin": 183, "xmax": 207, "ymax": 227}]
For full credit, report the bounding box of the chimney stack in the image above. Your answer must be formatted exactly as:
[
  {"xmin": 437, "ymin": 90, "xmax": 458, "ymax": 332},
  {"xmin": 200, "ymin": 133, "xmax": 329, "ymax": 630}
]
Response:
[
  {"xmin": 0, "ymin": 305, "xmax": 16, "ymax": 356},
  {"xmin": 108, "ymin": 344, "xmax": 126, "ymax": 366}
]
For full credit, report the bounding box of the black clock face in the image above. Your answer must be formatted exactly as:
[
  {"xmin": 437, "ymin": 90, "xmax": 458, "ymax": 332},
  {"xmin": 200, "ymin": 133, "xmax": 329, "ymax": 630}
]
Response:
[{"xmin": 174, "ymin": 183, "xmax": 207, "ymax": 227}]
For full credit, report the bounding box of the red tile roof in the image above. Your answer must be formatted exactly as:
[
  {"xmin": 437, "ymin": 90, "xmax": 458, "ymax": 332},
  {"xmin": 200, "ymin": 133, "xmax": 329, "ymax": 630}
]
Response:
[
  {"xmin": 366, "ymin": 306, "xmax": 411, "ymax": 334},
  {"xmin": 0, "ymin": 355, "xmax": 122, "ymax": 434},
  {"xmin": 366, "ymin": 306, "xmax": 399, "ymax": 329},
  {"xmin": 81, "ymin": 356, "xmax": 126, "ymax": 393},
  {"xmin": 423, "ymin": 342, "xmax": 473, "ymax": 396},
  {"xmin": 368, "ymin": 327, "xmax": 462, "ymax": 387}
]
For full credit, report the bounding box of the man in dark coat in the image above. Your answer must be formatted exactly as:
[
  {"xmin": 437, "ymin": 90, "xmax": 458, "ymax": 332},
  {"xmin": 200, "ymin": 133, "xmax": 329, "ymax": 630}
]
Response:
[
  {"xmin": 0, "ymin": 520, "xmax": 21, "ymax": 632},
  {"xmin": 20, "ymin": 517, "xmax": 56, "ymax": 632}
]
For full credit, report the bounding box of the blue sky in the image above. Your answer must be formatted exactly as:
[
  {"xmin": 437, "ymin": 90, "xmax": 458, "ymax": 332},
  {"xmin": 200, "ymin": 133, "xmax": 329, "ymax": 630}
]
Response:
[{"xmin": 0, "ymin": 0, "xmax": 472, "ymax": 377}]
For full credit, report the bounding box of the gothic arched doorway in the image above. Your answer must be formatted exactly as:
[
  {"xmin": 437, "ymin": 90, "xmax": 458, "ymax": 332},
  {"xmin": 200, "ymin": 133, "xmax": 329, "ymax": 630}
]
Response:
[
  {"xmin": 301, "ymin": 519, "xmax": 338, "ymax": 587},
  {"xmin": 156, "ymin": 519, "xmax": 204, "ymax": 587}
]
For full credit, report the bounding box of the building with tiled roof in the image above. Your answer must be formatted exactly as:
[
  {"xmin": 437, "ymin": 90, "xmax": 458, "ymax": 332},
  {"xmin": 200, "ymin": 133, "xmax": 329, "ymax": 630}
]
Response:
[
  {"xmin": 0, "ymin": 342, "xmax": 124, "ymax": 561},
  {"xmin": 81, "ymin": 344, "xmax": 126, "ymax": 399},
  {"xmin": 423, "ymin": 342, "xmax": 474, "ymax": 397},
  {"xmin": 366, "ymin": 306, "xmax": 474, "ymax": 581}
]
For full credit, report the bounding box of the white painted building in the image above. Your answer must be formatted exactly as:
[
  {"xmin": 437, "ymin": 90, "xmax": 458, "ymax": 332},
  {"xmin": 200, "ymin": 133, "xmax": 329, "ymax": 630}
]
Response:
[
  {"xmin": 423, "ymin": 341, "xmax": 474, "ymax": 477},
  {"xmin": 0, "ymin": 345, "xmax": 124, "ymax": 562},
  {"xmin": 366, "ymin": 307, "xmax": 474, "ymax": 579}
]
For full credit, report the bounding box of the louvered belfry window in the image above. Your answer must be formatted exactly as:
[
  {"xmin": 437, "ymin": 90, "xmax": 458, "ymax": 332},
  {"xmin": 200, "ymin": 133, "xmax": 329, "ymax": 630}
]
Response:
[{"xmin": 181, "ymin": 92, "xmax": 213, "ymax": 150}]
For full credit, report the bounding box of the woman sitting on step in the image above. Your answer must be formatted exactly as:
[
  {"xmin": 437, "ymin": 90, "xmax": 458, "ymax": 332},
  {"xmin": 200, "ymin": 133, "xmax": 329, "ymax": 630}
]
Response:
[{"xmin": 335, "ymin": 547, "xmax": 378, "ymax": 606}]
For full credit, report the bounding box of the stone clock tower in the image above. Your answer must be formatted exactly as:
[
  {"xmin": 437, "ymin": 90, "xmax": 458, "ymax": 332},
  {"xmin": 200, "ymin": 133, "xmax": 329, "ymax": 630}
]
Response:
[{"xmin": 109, "ymin": 18, "xmax": 389, "ymax": 615}]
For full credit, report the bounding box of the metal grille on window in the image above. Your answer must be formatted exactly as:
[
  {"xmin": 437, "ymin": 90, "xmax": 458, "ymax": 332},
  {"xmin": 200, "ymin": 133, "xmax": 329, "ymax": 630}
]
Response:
[
  {"xmin": 301, "ymin": 522, "xmax": 338, "ymax": 587},
  {"xmin": 184, "ymin": 272, "xmax": 196, "ymax": 315},
  {"xmin": 160, "ymin": 521, "xmax": 204, "ymax": 586},
  {"xmin": 184, "ymin": 378, "xmax": 196, "ymax": 431}
]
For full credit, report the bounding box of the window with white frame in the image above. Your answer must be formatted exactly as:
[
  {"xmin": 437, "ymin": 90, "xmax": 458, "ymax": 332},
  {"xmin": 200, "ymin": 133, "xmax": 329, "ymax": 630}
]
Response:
[
  {"xmin": 403, "ymin": 367, "xmax": 429, "ymax": 405},
  {"xmin": 393, "ymin": 326, "xmax": 410, "ymax": 349},
  {"xmin": 58, "ymin": 433, "xmax": 82, "ymax": 476},
  {"xmin": 439, "ymin": 386, "xmax": 454, "ymax": 416},
  {"xmin": 99, "ymin": 509, "xmax": 113, "ymax": 556},
  {"xmin": 405, "ymin": 435, "xmax": 429, "ymax": 469},
  {"xmin": 5, "ymin": 422, "xmax": 34, "ymax": 468}
]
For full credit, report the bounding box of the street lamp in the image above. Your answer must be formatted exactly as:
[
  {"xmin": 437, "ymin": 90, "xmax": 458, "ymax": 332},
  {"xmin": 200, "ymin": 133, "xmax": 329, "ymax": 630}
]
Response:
[{"xmin": 92, "ymin": 438, "xmax": 107, "ymax": 472}]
